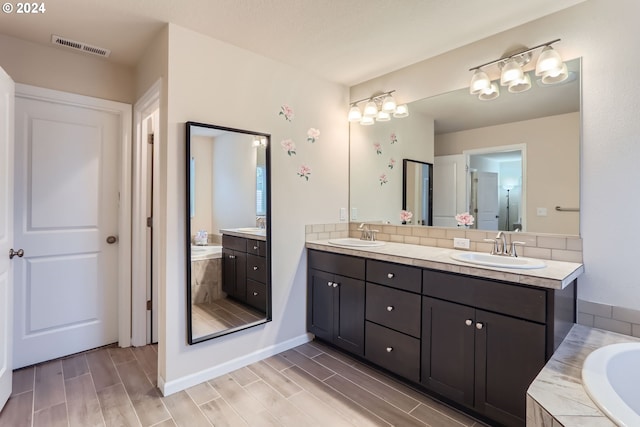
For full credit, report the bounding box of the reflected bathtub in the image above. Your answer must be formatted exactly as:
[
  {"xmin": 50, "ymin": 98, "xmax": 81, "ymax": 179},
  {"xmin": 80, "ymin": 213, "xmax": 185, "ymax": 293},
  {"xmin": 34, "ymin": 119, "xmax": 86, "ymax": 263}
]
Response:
[
  {"xmin": 582, "ymin": 342, "xmax": 640, "ymax": 426},
  {"xmin": 191, "ymin": 245, "xmax": 222, "ymax": 261}
]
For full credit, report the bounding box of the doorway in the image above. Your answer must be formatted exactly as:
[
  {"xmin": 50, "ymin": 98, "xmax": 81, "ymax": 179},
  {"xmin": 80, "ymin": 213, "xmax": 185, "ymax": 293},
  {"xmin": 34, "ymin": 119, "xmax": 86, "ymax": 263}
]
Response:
[{"xmin": 132, "ymin": 81, "xmax": 161, "ymax": 345}]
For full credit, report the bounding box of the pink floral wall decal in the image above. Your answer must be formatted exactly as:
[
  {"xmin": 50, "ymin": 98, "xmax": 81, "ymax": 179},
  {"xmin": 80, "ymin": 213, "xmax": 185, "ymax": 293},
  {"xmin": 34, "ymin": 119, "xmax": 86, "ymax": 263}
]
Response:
[
  {"xmin": 390, "ymin": 133, "xmax": 398, "ymax": 144},
  {"xmin": 307, "ymin": 128, "xmax": 320, "ymax": 143},
  {"xmin": 279, "ymin": 104, "xmax": 294, "ymax": 122},
  {"xmin": 388, "ymin": 158, "xmax": 396, "ymax": 169},
  {"xmin": 379, "ymin": 173, "xmax": 388, "ymax": 186},
  {"xmin": 281, "ymin": 139, "xmax": 296, "ymax": 156},
  {"xmin": 298, "ymin": 164, "xmax": 312, "ymax": 181},
  {"xmin": 373, "ymin": 143, "xmax": 382, "ymax": 155},
  {"xmin": 400, "ymin": 210, "xmax": 413, "ymax": 223}
]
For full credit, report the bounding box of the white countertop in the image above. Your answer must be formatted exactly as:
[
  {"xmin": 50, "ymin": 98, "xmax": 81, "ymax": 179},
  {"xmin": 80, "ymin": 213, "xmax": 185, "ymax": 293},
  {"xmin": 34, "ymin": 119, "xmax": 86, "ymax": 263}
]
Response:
[
  {"xmin": 220, "ymin": 228, "xmax": 267, "ymax": 241},
  {"xmin": 306, "ymin": 239, "xmax": 583, "ymax": 290}
]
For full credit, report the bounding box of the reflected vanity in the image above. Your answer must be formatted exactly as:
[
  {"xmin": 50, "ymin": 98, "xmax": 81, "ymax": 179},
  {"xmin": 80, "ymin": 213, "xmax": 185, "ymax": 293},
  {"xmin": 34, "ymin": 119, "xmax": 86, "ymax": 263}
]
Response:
[
  {"xmin": 350, "ymin": 58, "xmax": 581, "ymax": 235},
  {"xmin": 186, "ymin": 122, "xmax": 271, "ymax": 344}
]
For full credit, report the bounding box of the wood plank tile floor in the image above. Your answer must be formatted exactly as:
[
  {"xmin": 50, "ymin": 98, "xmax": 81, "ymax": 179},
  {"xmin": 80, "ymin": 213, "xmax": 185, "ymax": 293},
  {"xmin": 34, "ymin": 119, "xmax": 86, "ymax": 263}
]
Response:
[{"xmin": 0, "ymin": 340, "xmax": 487, "ymax": 427}]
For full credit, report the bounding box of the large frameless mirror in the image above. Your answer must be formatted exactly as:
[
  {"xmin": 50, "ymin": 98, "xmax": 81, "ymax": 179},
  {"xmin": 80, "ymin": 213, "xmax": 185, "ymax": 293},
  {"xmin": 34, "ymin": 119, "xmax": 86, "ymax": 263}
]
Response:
[
  {"xmin": 350, "ymin": 57, "xmax": 581, "ymax": 235},
  {"xmin": 186, "ymin": 121, "xmax": 271, "ymax": 344}
]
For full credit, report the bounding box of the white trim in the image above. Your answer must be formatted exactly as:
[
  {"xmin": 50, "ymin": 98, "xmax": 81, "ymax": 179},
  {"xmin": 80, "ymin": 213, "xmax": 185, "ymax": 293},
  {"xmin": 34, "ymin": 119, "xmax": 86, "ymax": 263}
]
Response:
[
  {"xmin": 158, "ymin": 333, "xmax": 313, "ymax": 396},
  {"xmin": 463, "ymin": 143, "xmax": 527, "ymax": 231},
  {"xmin": 132, "ymin": 80, "xmax": 161, "ymax": 346},
  {"xmin": 14, "ymin": 83, "xmax": 133, "ymax": 348}
]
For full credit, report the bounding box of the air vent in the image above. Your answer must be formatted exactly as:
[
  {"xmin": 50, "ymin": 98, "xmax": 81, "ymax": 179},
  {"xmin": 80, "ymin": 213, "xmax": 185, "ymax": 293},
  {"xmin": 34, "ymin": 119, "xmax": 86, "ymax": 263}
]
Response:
[{"xmin": 51, "ymin": 35, "xmax": 111, "ymax": 58}]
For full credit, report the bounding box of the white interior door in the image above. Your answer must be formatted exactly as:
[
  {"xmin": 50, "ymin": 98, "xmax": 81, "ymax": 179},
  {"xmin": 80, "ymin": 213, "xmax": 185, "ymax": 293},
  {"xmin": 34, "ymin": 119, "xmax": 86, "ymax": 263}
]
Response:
[
  {"xmin": 0, "ymin": 67, "xmax": 14, "ymax": 411},
  {"xmin": 433, "ymin": 155, "xmax": 466, "ymax": 227},
  {"xmin": 13, "ymin": 89, "xmax": 120, "ymax": 368},
  {"xmin": 477, "ymin": 171, "xmax": 499, "ymax": 230}
]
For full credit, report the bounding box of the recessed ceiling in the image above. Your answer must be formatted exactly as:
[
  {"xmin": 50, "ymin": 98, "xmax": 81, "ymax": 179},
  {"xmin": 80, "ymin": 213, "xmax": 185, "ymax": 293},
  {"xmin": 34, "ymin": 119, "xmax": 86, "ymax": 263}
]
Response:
[{"xmin": 0, "ymin": 0, "xmax": 586, "ymax": 86}]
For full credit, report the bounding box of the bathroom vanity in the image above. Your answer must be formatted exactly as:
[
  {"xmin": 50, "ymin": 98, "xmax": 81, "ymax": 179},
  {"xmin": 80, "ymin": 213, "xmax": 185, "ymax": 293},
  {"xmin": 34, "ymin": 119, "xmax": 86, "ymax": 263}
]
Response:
[
  {"xmin": 306, "ymin": 240, "xmax": 582, "ymax": 427},
  {"xmin": 221, "ymin": 229, "xmax": 268, "ymax": 312}
]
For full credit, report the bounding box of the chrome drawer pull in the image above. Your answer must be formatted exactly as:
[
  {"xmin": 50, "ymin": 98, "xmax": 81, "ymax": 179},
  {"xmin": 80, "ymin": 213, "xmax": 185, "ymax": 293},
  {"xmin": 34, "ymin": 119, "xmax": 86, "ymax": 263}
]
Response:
[
  {"xmin": 386, "ymin": 347, "xmax": 393, "ymax": 353},
  {"xmin": 229, "ymin": 255, "xmax": 236, "ymax": 259},
  {"xmin": 476, "ymin": 322, "xmax": 484, "ymax": 330},
  {"xmin": 253, "ymin": 266, "xmax": 258, "ymax": 270},
  {"xmin": 386, "ymin": 306, "xmax": 394, "ymax": 312},
  {"xmin": 327, "ymin": 281, "xmax": 333, "ymax": 287},
  {"xmin": 387, "ymin": 273, "xmax": 394, "ymax": 279},
  {"xmin": 333, "ymin": 282, "xmax": 339, "ymax": 288},
  {"xmin": 253, "ymin": 292, "xmax": 259, "ymax": 296},
  {"xmin": 465, "ymin": 319, "xmax": 473, "ymax": 326},
  {"xmin": 253, "ymin": 245, "xmax": 259, "ymax": 250}
]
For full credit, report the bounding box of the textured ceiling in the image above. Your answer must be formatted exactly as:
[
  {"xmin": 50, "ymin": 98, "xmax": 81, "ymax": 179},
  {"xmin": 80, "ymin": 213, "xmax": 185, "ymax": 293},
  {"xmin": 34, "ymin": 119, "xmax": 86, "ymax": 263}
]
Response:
[{"xmin": 0, "ymin": 0, "xmax": 585, "ymax": 86}]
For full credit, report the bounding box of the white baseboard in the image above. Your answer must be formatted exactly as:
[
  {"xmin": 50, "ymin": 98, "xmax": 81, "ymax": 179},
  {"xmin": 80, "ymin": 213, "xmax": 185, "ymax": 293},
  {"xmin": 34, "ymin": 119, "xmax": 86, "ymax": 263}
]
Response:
[{"xmin": 159, "ymin": 333, "xmax": 313, "ymax": 396}]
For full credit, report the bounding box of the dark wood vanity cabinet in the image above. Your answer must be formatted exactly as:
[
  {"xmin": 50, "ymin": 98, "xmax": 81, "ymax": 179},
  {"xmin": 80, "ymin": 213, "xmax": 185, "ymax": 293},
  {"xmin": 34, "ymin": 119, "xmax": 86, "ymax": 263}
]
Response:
[
  {"xmin": 222, "ymin": 235, "xmax": 267, "ymax": 311},
  {"xmin": 307, "ymin": 250, "xmax": 366, "ymax": 355},
  {"xmin": 306, "ymin": 249, "xmax": 576, "ymax": 427}
]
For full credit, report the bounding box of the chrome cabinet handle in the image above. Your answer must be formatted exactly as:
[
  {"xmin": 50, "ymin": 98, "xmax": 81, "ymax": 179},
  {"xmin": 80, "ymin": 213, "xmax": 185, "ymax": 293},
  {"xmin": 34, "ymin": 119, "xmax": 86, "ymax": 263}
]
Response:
[
  {"xmin": 387, "ymin": 273, "xmax": 394, "ymax": 279},
  {"xmin": 253, "ymin": 266, "xmax": 258, "ymax": 270},
  {"xmin": 253, "ymin": 245, "xmax": 259, "ymax": 250},
  {"xmin": 253, "ymin": 292, "xmax": 259, "ymax": 296},
  {"xmin": 327, "ymin": 281, "xmax": 333, "ymax": 287},
  {"xmin": 476, "ymin": 322, "xmax": 484, "ymax": 330},
  {"xmin": 386, "ymin": 306, "xmax": 394, "ymax": 312},
  {"xmin": 386, "ymin": 347, "xmax": 393, "ymax": 353},
  {"xmin": 333, "ymin": 282, "xmax": 339, "ymax": 288},
  {"xmin": 9, "ymin": 249, "xmax": 24, "ymax": 259},
  {"xmin": 465, "ymin": 319, "xmax": 473, "ymax": 326}
]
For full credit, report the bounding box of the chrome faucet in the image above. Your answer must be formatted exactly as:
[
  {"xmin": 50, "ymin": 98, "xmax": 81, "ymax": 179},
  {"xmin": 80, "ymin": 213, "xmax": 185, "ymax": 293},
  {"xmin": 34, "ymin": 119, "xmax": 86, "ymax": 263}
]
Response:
[
  {"xmin": 256, "ymin": 216, "xmax": 266, "ymax": 229},
  {"xmin": 496, "ymin": 231, "xmax": 508, "ymax": 255},
  {"xmin": 358, "ymin": 223, "xmax": 379, "ymax": 241},
  {"xmin": 484, "ymin": 231, "xmax": 526, "ymax": 257}
]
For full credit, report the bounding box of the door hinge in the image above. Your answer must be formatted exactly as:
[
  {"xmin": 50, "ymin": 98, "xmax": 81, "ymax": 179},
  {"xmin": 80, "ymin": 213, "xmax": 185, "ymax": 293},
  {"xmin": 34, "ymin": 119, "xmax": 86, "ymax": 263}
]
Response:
[
  {"xmin": 147, "ymin": 133, "xmax": 154, "ymax": 144},
  {"xmin": 146, "ymin": 300, "xmax": 152, "ymax": 310},
  {"xmin": 147, "ymin": 217, "xmax": 153, "ymax": 227}
]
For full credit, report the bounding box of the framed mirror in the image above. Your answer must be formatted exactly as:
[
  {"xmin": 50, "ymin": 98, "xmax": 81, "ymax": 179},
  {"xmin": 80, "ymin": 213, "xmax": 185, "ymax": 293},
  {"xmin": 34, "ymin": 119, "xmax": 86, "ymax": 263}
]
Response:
[
  {"xmin": 402, "ymin": 159, "xmax": 433, "ymax": 226},
  {"xmin": 186, "ymin": 121, "xmax": 271, "ymax": 344},
  {"xmin": 350, "ymin": 57, "xmax": 581, "ymax": 235}
]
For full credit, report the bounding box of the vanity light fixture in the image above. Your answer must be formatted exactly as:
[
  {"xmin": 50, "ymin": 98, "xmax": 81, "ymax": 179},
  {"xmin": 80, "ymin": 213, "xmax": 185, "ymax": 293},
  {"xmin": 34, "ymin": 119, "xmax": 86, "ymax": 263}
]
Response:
[
  {"xmin": 468, "ymin": 39, "xmax": 567, "ymax": 100},
  {"xmin": 348, "ymin": 90, "xmax": 409, "ymax": 125}
]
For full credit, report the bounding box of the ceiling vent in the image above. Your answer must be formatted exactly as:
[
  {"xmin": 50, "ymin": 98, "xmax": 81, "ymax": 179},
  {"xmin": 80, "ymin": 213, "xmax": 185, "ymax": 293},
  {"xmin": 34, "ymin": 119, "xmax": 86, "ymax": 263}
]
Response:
[{"xmin": 51, "ymin": 35, "xmax": 111, "ymax": 58}]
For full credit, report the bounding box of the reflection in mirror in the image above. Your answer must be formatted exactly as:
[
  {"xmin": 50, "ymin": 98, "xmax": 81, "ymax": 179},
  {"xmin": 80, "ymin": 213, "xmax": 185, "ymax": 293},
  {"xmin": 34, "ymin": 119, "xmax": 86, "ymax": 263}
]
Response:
[
  {"xmin": 350, "ymin": 57, "xmax": 580, "ymax": 235},
  {"xmin": 402, "ymin": 159, "xmax": 433, "ymax": 225},
  {"xmin": 186, "ymin": 122, "xmax": 271, "ymax": 345}
]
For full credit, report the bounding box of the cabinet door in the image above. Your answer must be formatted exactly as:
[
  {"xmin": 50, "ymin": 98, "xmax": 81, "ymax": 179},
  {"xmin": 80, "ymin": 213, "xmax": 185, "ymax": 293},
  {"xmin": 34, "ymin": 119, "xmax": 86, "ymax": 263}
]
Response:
[
  {"xmin": 307, "ymin": 268, "xmax": 334, "ymax": 342},
  {"xmin": 333, "ymin": 274, "xmax": 365, "ymax": 356},
  {"xmin": 422, "ymin": 297, "xmax": 475, "ymax": 406},
  {"xmin": 222, "ymin": 248, "xmax": 246, "ymax": 300},
  {"xmin": 474, "ymin": 309, "xmax": 546, "ymax": 427}
]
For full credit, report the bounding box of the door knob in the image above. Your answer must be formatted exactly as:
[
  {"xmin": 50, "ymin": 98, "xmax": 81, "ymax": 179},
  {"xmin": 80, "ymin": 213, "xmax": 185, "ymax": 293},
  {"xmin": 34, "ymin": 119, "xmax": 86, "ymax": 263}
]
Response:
[
  {"xmin": 106, "ymin": 235, "xmax": 118, "ymax": 244},
  {"xmin": 9, "ymin": 248, "xmax": 24, "ymax": 259}
]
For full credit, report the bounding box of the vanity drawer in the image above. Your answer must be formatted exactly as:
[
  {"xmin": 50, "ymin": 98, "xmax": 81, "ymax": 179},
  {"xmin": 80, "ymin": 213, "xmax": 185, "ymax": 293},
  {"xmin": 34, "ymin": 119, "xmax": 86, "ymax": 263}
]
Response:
[
  {"xmin": 308, "ymin": 250, "xmax": 365, "ymax": 280},
  {"xmin": 366, "ymin": 260, "xmax": 421, "ymax": 293},
  {"xmin": 365, "ymin": 321, "xmax": 420, "ymax": 382},
  {"xmin": 246, "ymin": 254, "xmax": 266, "ymax": 283},
  {"xmin": 422, "ymin": 269, "xmax": 546, "ymax": 323},
  {"xmin": 366, "ymin": 283, "xmax": 421, "ymax": 338},
  {"xmin": 246, "ymin": 279, "xmax": 266, "ymax": 312},
  {"xmin": 247, "ymin": 239, "xmax": 266, "ymax": 256},
  {"xmin": 223, "ymin": 234, "xmax": 247, "ymax": 252}
]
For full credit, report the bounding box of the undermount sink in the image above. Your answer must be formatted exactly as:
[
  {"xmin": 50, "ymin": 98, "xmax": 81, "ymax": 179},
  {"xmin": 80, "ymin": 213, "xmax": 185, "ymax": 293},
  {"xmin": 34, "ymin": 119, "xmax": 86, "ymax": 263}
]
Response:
[
  {"xmin": 327, "ymin": 238, "xmax": 386, "ymax": 247},
  {"xmin": 450, "ymin": 251, "xmax": 546, "ymax": 269}
]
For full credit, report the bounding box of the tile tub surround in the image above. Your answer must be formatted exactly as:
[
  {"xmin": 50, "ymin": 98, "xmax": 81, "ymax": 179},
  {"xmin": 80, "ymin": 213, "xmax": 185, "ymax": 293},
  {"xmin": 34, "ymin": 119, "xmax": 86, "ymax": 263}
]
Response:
[
  {"xmin": 527, "ymin": 324, "xmax": 640, "ymax": 426},
  {"xmin": 305, "ymin": 237, "xmax": 583, "ymax": 290}
]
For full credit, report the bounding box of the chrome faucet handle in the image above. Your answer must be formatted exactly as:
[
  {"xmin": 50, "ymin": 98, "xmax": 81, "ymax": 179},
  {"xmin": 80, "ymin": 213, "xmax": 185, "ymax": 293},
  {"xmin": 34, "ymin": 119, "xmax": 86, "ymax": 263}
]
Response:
[
  {"xmin": 483, "ymin": 238, "xmax": 499, "ymax": 255},
  {"xmin": 369, "ymin": 229, "xmax": 379, "ymax": 241},
  {"xmin": 510, "ymin": 241, "xmax": 526, "ymax": 257}
]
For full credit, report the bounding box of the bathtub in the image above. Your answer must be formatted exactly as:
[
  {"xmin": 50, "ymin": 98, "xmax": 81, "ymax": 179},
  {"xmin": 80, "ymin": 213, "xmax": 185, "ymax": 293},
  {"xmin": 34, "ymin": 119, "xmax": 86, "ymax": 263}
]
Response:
[
  {"xmin": 191, "ymin": 245, "xmax": 222, "ymax": 261},
  {"xmin": 582, "ymin": 342, "xmax": 640, "ymax": 426}
]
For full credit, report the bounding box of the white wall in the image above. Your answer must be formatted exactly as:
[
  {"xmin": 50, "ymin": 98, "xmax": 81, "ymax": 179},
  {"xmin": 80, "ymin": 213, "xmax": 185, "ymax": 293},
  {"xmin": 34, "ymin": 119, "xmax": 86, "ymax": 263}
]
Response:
[
  {"xmin": 351, "ymin": 0, "xmax": 640, "ymax": 309},
  {"xmin": 160, "ymin": 23, "xmax": 349, "ymax": 391}
]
